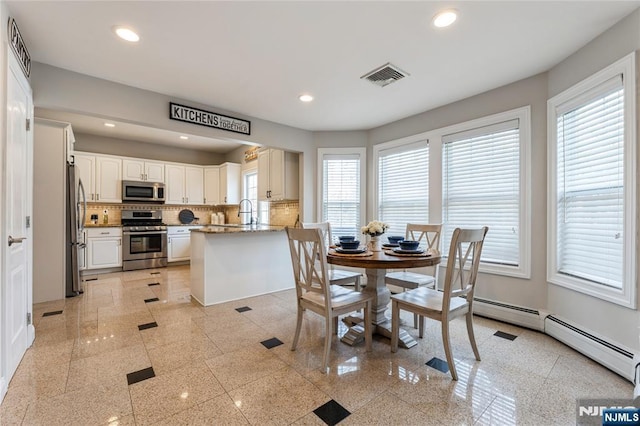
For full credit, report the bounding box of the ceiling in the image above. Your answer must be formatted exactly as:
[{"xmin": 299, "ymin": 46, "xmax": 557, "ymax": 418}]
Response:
[{"xmin": 7, "ymin": 1, "xmax": 640, "ymax": 151}]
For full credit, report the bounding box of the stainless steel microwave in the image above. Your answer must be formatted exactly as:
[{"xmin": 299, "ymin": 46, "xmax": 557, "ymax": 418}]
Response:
[{"xmin": 122, "ymin": 180, "xmax": 165, "ymax": 203}]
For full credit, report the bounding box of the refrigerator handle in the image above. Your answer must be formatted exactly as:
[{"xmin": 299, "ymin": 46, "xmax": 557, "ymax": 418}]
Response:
[{"xmin": 78, "ymin": 178, "xmax": 87, "ymax": 232}]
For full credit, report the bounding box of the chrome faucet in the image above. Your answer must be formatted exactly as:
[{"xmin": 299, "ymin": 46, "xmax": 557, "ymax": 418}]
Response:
[{"xmin": 237, "ymin": 198, "xmax": 253, "ymax": 225}]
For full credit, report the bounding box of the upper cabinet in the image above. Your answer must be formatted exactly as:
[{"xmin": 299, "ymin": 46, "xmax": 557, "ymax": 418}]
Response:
[
  {"xmin": 257, "ymin": 149, "xmax": 299, "ymax": 201},
  {"xmin": 75, "ymin": 153, "xmax": 122, "ymax": 203},
  {"xmin": 204, "ymin": 166, "xmax": 220, "ymax": 205},
  {"xmin": 122, "ymin": 159, "xmax": 165, "ymax": 182},
  {"xmin": 219, "ymin": 162, "xmax": 241, "ymax": 204},
  {"xmin": 166, "ymin": 164, "xmax": 204, "ymax": 205}
]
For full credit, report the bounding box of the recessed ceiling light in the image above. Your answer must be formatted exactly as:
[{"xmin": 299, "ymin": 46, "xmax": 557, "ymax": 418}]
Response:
[
  {"xmin": 179, "ymin": 135, "xmax": 189, "ymax": 140},
  {"xmin": 113, "ymin": 26, "xmax": 140, "ymax": 42},
  {"xmin": 298, "ymin": 94, "xmax": 314, "ymax": 102},
  {"xmin": 433, "ymin": 10, "xmax": 457, "ymax": 28},
  {"xmin": 104, "ymin": 122, "xmax": 115, "ymax": 128}
]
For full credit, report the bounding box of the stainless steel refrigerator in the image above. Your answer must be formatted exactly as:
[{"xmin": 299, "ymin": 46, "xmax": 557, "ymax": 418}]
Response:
[{"xmin": 66, "ymin": 161, "xmax": 86, "ymax": 296}]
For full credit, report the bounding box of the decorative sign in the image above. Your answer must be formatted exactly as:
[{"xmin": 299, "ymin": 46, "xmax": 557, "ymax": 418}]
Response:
[
  {"xmin": 170, "ymin": 102, "xmax": 251, "ymax": 135},
  {"xmin": 244, "ymin": 147, "xmax": 259, "ymax": 162},
  {"xmin": 8, "ymin": 18, "xmax": 31, "ymax": 78}
]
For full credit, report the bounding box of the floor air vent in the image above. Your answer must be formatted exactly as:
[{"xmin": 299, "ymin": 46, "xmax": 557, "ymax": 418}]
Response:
[{"xmin": 361, "ymin": 62, "xmax": 409, "ymax": 87}]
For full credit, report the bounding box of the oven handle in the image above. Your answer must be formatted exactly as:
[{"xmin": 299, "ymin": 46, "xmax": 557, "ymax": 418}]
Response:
[{"xmin": 123, "ymin": 231, "xmax": 168, "ymax": 236}]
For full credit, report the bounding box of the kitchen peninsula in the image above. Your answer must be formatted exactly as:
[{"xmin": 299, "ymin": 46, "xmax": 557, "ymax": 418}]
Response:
[{"xmin": 190, "ymin": 225, "xmax": 294, "ymax": 306}]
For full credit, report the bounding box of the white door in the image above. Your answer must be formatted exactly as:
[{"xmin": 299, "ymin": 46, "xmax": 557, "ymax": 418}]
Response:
[
  {"xmin": 95, "ymin": 156, "xmax": 121, "ymax": 202},
  {"xmin": 166, "ymin": 164, "xmax": 186, "ymax": 204},
  {"xmin": 145, "ymin": 161, "xmax": 165, "ymax": 182},
  {"xmin": 122, "ymin": 159, "xmax": 145, "ymax": 181},
  {"xmin": 204, "ymin": 166, "xmax": 220, "ymax": 205},
  {"xmin": 74, "ymin": 154, "xmax": 95, "ymax": 201},
  {"xmin": 185, "ymin": 166, "xmax": 204, "ymax": 204},
  {"xmin": 3, "ymin": 55, "xmax": 34, "ymax": 385}
]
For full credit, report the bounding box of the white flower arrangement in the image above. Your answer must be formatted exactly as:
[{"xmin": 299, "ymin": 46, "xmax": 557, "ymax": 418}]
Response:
[{"xmin": 361, "ymin": 220, "xmax": 389, "ymax": 237}]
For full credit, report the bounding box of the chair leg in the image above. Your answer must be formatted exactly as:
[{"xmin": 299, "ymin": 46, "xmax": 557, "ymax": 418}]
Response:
[
  {"xmin": 291, "ymin": 306, "xmax": 303, "ymax": 351},
  {"xmin": 466, "ymin": 312, "xmax": 481, "ymax": 361},
  {"xmin": 322, "ymin": 316, "xmax": 332, "ymax": 373},
  {"xmin": 442, "ymin": 320, "xmax": 457, "ymax": 381},
  {"xmin": 418, "ymin": 315, "xmax": 424, "ymax": 338},
  {"xmin": 333, "ymin": 316, "xmax": 339, "ymax": 335},
  {"xmin": 391, "ymin": 300, "xmax": 399, "ymax": 353},
  {"xmin": 364, "ymin": 301, "xmax": 372, "ymax": 352},
  {"xmin": 355, "ymin": 276, "xmax": 361, "ymax": 292}
]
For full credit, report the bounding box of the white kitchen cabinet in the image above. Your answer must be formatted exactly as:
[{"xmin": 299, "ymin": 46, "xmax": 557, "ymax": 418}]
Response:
[
  {"xmin": 122, "ymin": 159, "xmax": 165, "ymax": 182},
  {"xmin": 168, "ymin": 226, "xmax": 202, "ymax": 262},
  {"xmin": 86, "ymin": 227, "xmax": 122, "ymax": 269},
  {"xmin": 204, "ymin": 166, "xmax": 220, "ymax": 205},
  {"xmin": 166, "ymin": 164, "xmax": 204, "ymax": 204},
  {"xmin": 74, "ymin": 152, "xmax": 121, "ymax": 203},
  {"xmin": 185, "ymin": 166, "xmax": 204, "ymax": 204},
  {"xmin": 219, "ymin": 162, "xmax": 241, "ymax": 204},
  {"xmin": 257, "ymin": 149, "xmax": 298, "ymax": 201}
]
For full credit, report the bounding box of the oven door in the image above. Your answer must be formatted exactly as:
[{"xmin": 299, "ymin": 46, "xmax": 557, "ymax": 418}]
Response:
[{"xmin": 123, "ymin": 231, "xmax": 167, "ymax": 261}]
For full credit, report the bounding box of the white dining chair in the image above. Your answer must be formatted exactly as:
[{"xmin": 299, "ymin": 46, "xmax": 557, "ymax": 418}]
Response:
[
  {"xmin": 385, "ymin": 223, "xmax": 442, "ymax": 327},
  {"xmin": 285, "ymin": 227, "xmax": 373, "ymax": 373},
  {"xmin": 301, "ymin": 222, "xmax": 363, "ymax": 291},
  {"xmin": 390, "ymin": 226, "xmax": 488, "ymax": 381}
]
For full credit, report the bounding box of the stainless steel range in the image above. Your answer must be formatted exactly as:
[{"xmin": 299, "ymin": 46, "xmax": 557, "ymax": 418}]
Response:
[{"xmin": 122, "ymin": 209, "xmax": 167, "ymax": 271}]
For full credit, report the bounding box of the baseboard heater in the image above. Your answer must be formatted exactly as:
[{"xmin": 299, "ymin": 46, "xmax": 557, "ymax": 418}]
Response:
[
  {"xmin": 470, "ymin": 297, "xmax": 636, "ymax": 383},
  {"xmin": 472, "ymin": 297, "xmax": 545, "ymax": 331},
  {"xmin": 544, "ymin": 315, "xmax": 634, "ymax": 382}
]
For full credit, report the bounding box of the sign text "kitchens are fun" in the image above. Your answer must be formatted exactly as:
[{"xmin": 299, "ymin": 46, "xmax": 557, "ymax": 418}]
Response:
[{"xmin": 170, "ymin": 103, "xmax": 251, "ymax": 135}]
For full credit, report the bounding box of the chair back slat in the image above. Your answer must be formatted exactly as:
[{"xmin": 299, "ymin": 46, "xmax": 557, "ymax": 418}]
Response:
[
  {"xmin": 442, "ymin": 227, "xmax": 488, "ymax": 312},
  {"xmin": 286, "ymin": 227, "xmax": 332, "ymax": 310},
  {"xmin": 406, "ymin": 223, "xmax": 442, "ymax": 251}
]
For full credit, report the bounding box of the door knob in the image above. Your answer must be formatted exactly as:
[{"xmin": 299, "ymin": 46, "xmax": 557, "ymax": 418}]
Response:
[{"xmin": 8, "ymin": 236, "xmax": 26, "ymax": 246}]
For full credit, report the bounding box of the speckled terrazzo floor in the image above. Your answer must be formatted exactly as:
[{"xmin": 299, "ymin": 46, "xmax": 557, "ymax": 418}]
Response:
[{"xmin": 0, "ymin": 265, "xmax": 633, "ymax": 425}]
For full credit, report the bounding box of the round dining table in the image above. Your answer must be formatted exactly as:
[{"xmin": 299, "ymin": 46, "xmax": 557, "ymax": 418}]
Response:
[{"xmin": 327, "ymin": 247, "xmax": 441, "ymax": 348}]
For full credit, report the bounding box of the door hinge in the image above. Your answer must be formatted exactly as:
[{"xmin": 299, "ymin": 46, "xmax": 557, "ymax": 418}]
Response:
[
  {"xmin": 26, "ymin": 215, "xmax": 31, "ymax": 228},
  {"xmin": 27, "ymin": 312, "xmax": 32, "ymax": 325},
  {"xmin": 26, "ymin": 118, "xmax": 30, "ymax": 131}
]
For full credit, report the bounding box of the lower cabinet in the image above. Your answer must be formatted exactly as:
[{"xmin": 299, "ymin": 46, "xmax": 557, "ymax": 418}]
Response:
[
  {"xmin": 168, "ymin": 226, "xmax": 202, "ymax": 262},
  {"xmin": 86, "ymin": 227, "xmax": 122, "ymax": 269}
]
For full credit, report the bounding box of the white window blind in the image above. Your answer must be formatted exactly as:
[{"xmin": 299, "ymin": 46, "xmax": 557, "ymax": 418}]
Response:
[
  {"xmin": 377, "ymin": 142, "xmax": 429, "ymax": 237},
  {"xmin": 443, "ymin": 119, "xmax": 520, "ymax": 266},
  {"xmin": 556, "ymin": 78, "xmax": 624, "ymax": 289},
  {"xmin": 322, "ymin": 154, "xmax": 361, "ymax": 239}
]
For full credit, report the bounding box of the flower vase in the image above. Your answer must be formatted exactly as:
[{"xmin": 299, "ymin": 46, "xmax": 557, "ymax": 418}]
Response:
[{"xmin": 369, "ymin": 236, "xmax": 382, "ymax": 252}]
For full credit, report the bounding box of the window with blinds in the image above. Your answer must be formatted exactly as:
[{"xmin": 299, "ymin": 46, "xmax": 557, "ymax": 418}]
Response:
[
  {"xmin": 377, "ymin": 142, "xmax": 429, "ymax": 237},
  {"xmin": 443, "ymin": 120, "xmax": 520, "ymax": 266},
  {"xmin": 321, "ymin": 154, "xmax": 362, "ymax": 239},
  {"xmin": 557, "ymin": 79, "xmax": 624, "ymax": 288},
  {"xmin": 548, "ymin": 53, "xmax": 635, "ymax": 308}
]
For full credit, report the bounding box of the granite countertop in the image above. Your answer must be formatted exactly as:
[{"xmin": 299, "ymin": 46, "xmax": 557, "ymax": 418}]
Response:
[
  {"xmin": 85, "ymin": 224, "xmax": 122, "ymax": 228},
  {"xmin": 191, "ymin": 224, "xmax": 285, "ymax": 234}
]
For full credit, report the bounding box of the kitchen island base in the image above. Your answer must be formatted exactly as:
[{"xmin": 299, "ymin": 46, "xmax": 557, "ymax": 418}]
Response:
[{"xmin": 190, "ymin": 227, "xmax": 294, "ymax": 306}]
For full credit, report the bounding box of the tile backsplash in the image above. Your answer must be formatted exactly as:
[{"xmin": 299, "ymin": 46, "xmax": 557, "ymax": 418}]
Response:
[{"xmin": 86, "ymin": 201, "xmax": 299, "ymax": 227}]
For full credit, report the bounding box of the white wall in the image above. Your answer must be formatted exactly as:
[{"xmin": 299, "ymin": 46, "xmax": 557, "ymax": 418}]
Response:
[
  {"xmin": 546, "ymin": 9, "xmax": 640, "ymax": 349},
  {"xmin": 363, "ymin": 74, "xmax": 549, "ymax": 312}
]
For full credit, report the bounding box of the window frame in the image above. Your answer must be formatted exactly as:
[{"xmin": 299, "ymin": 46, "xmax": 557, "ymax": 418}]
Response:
[
  {"xmin": 317, "ymin": 147, "xmax": 367, "ymax": 237},
  {"xmin": 547, "ymin": 52, "xmax": 636, "ymax": 309},
  {"xmin": 439, "ymin": 106, "xmax": 531, "ymax": 278}
]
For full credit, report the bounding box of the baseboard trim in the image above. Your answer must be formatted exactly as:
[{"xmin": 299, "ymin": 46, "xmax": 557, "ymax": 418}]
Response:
[
  {"xmin": 473, "ymin": 297, "xmax": 545, "ymax": 331},
  {"xmin": 471, "ymin": 297, "xmax": 636, "ymax": 383},
  {"xmin": 545, "ymin": 315, "xmax": 635, "ymax": 381},
  {"xmin": 0, "ymin": 376, "xmax": 6, "ymax": 404}
]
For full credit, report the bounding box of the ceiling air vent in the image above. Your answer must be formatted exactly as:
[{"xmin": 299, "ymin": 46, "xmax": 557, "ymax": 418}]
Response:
[{"xmin": 361, "ymin": 62, "xmax": 409, "ymax": 87}]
